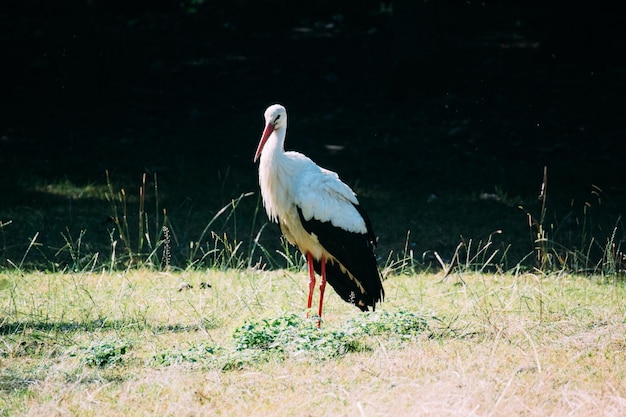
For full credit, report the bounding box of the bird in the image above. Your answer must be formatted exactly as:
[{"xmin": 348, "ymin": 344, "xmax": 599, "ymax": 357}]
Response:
[{"xmin": 253, "ymin": 103, "xmax": 384, "ymax": 324}]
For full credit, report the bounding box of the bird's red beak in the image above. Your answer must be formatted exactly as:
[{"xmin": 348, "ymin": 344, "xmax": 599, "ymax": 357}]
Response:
[{"xmin": 253, "ymin": 122, "xmax": 275, "ymax": 162}]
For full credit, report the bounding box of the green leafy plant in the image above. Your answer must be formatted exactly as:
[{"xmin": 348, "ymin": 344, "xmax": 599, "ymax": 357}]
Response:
[
  {"xmin": 346, "ymin": 310, "xmax": 429, "ymax": 338},
  {"xmin": 231, "ymin": 310, "xmax": 429, "ymax": 366},
  {"xmin": 82, "ymin": 339, "xmax": 131, "ymax": 368},
  {"xmin": 152, "ymin": 344, "xmax": 221, "ymax": 366}
]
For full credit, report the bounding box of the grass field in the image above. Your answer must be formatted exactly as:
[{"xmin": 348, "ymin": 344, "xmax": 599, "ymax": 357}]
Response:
[
  {"xmin": 1, "ymin": 268, "xmax": 625, "ymax": 416},
  {"xmin": 2, "ymin": 4, "xmax": 626, "ymax": 416}
]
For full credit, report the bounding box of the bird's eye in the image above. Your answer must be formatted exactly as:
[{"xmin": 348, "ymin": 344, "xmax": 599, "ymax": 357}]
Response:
[{"xmin": 274, "ymin": 114, "xmax": 281, "ymax": 122}]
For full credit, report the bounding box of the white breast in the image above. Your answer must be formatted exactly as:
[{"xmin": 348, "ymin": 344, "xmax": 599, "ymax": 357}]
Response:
[{"xmin": 259, "ymin": 147, "xmax": 367, "ymax": 260}]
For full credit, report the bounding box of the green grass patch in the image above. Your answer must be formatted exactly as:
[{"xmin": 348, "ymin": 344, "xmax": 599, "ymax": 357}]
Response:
[{"xmin": 1, "ymin": 269, "xmax": 625, "ymax": 415}]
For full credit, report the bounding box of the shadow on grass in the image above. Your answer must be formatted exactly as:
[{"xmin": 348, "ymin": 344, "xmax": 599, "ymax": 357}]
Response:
[{"xmin": 0, "ymin": 319, "xmax": 202, "ymax": 336}]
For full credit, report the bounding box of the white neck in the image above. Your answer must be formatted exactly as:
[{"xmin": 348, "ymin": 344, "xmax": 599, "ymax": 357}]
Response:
[
  {"xmin": 258, "ymin": 125, "xmax": 289, "ymax": 222},
  {"xmin": 261, "ymin": 125, "xmax": 286, "ymax": 162}
]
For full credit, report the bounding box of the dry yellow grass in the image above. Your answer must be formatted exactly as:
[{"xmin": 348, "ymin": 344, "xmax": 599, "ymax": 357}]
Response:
[{"xmin": 1, "ymin": 269, "xmax": 625, "ymax": 416}]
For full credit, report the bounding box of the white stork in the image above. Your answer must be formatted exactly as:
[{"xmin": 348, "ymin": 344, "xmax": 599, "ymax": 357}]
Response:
[{"xmin": 253, "ymin": 104, "xmax": 384, "ymax": 323}]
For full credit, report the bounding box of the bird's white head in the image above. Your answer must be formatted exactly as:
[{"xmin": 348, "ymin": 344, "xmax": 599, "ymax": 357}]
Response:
[{"xmin": 253, "ymin": 104, "xmax": 287, "ymax": 162}]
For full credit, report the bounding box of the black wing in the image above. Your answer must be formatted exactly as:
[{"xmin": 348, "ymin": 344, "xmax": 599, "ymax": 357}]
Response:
[{"xmin": 297, "ymin": 205, "xmax": 384, "ymax": 311}]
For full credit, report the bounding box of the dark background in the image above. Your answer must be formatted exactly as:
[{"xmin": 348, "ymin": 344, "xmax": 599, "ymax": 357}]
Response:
[{"xmin": 1, "ymin": 1, "xmax": 625, "ymax": 271}]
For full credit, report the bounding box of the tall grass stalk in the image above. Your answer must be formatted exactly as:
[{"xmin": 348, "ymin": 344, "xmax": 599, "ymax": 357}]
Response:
[
  {"xmin": 382, "ymin": 231, "xmax": 416, "ymax": 276},
  {"xmin": 533, "ymin": 166, "xmax": 549, "ymax": 270},
  {"xmin": 105, "ymin": 170, "xmax": 134, "ymax": 263},
  {"xmin": 186, "ymin": 192, "xmax": 253, "ymax": 268},
  {"xmin": 602, "ymin": 216, "xmax": 624, "ymax": 277},
  {"xmin": 247, "ymin": 223, "xmax": 272, "ymax": 269},
  {"xmin": 519, "ymin": 167, "xmax": 624, "ymax": 276},
  {"xmin": 6, "ymin": 232, "xmax": 41, "ymax": 273},
  {"xmin": 274, "ymin": 236, "xmax": 305, "ymax": 271},
  {"xmin": 105, "ymin": 171, "xmax": 169, "ymax": 269},
  {"xmin": 247, "ymin": 193, "xmax": 266, "ymax": 269}
]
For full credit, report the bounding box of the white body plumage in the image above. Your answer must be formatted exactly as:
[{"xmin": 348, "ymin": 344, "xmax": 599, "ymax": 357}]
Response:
[
  {"xmin": 254, "ymin": 104, "xmax": 384, "ymax": 315},
  {"xmin": 256, "ymin": 105, "xmax": 367, "ymax": 261}
]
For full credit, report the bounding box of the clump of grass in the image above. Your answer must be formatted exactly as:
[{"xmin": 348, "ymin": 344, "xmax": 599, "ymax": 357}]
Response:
[
  {"xmin": 80, "ymin": 338, "xmax": 132, "ymax": 368},
  {"xmin": 233, "ymin": 313, "xmax": 320, "ymax": 352},
  {"xmin": 152, "ymin": 344, "xmax": 221, "ymax": 367},
  {"xmin": 230, "ymin": 310, "xmax": 429, "ymax": 366},
  {"xmin": 346, "ymin": 309, "xmax": 429, "ymax": 338},
  {"xmin": 55, "ymin": 227, "xmax": 102, "ymax": 273},
  {"xmin": 184, "ymin": 191, "xmax": 262, "ymax": 270},
  {"xmin": 434, "ymin": 230, "xmax": 510, "ymax": 279},
  {"xmin": 103, "ymin": 173, "xmax": 272, "ymax": 272},
  {"xmin": 521, "ymin": 166, "xmax": 552, "ymax": 271},
  {"xmin": 600, "ymin": 216, "xmax": 625, "ymax": 278},
  {"xmin": 519, "ymin": 167, "xmax": 625, "ymax": 276},
  {"xmin": 5, "ymin": 232, "xmax": 41, "ymax": 273},
  {"xmin": 144, "ymin": 310, "xmax": 430, "ymax": 371},
  {"xmin": 382, "ymin": 231, "xmax": 419, "ymax": 277},
  {"xmin": 105, "ymin": 171, "xmax": 168, "ymax": 269}
]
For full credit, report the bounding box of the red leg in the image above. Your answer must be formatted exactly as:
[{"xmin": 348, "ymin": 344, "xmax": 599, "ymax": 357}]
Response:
[
  {"xmin": 317, "ymin": 255, "xmax": 327, "ymax": 327},
  {"xmin": 306, "ymin": 252, "xmax": 316, "ymax": 317}
]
